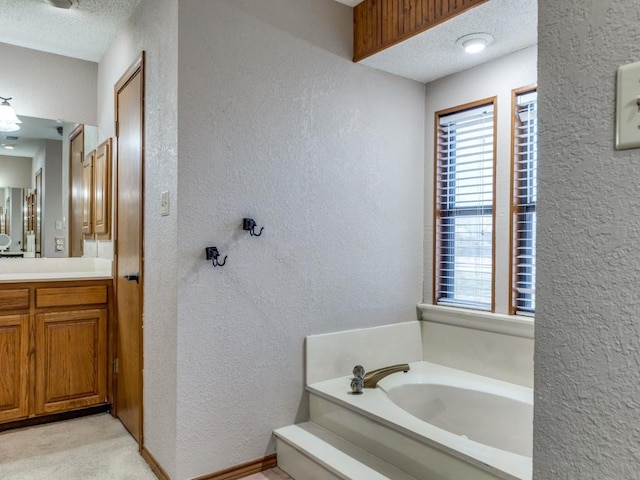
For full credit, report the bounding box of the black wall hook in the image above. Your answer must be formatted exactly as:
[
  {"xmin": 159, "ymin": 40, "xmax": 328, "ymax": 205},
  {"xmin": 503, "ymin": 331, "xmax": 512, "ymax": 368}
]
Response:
[
  {"xmin": 205, "ymin": 246, "xmax": 227, "ymax": 267},
  {"xmin": 243, "ymin": 218, "xmax": 264, "ymax": 237}
]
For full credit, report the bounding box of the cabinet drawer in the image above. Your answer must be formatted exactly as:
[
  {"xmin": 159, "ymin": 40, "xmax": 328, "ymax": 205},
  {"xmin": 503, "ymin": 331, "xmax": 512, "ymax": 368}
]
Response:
[
  {"xmin": 0, "ymin": 289, "xmax": 30, "ymax": 311},
  {"xmin": 36, "ymin": 286, "xmax": 107, "ymax": 308}
]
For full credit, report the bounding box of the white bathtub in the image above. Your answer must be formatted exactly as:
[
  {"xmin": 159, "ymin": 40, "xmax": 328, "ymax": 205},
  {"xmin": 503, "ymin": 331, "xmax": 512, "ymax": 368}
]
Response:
[{"xmin": 307, "ymin": 361, "xmax": 532, "ymax": 480}]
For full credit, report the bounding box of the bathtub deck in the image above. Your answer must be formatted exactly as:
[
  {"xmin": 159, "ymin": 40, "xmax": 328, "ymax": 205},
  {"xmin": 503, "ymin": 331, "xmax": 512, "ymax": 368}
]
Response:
[{"xmin": 304, "ymin": 361, "xmax": 532, "ymax": 480}]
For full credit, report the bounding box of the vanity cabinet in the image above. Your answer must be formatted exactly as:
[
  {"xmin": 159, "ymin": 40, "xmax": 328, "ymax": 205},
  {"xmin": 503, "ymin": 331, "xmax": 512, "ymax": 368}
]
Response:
[
  {"xmin": 0, "ymin": 314, "xmax": 29, "ymax": 423},
  {"xmin": 0, "ymin": 280, "xmax": 111, "ymax": 424},
  {"xmin": 35, "ymin": 309, "xmax": 107, "ymax": 415}
]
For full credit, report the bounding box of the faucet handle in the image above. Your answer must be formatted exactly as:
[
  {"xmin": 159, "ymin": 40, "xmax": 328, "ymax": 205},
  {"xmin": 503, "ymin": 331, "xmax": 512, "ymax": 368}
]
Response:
[
  {"xmin": 352, "ymin": 364, "xmax": 365, "ymax": 378},
  {"xmin": 350, "ymin": 376, "xmax": 364, "ymax": 395}
]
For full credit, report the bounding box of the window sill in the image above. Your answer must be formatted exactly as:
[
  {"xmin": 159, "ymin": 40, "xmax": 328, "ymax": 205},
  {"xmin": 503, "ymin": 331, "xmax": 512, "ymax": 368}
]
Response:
[{"xmin": 417, "ymin": 303, "xmax": 534, "ymax": 339}]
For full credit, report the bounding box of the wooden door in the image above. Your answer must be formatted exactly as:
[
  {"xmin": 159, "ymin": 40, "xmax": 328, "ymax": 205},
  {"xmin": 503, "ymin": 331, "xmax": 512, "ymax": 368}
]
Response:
[
  {"xmin": 82, "ymin": 151, "xmax": 94, "ymax": 236},
  {"xmin": 114, "ymin": 53, "xmax": 144, "ymax": 444},
  {"xmin": 0, "ymin": 314, "xmax": 29, "ymax": 423},
  {"xmin": 34, "ymin": 309, "xmax": 107, "ymax": 415},
  {"xmin": 69, "ymin": 126, "xmax": 85, "ymax": 257}
]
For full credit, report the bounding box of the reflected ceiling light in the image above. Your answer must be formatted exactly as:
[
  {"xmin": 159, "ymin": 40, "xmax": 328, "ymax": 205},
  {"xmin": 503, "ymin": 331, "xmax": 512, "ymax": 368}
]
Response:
[
  {"xmin": 2, "ymin": 144, "xmax": 15, "ymax": 150},
  {"xmin": 0, "ymin": 97, "xmax": 21, "ymax": 132},
  {"xmin": 44, "ymin": 0, "xmax": 79, "ymax": 9},
  {"xmin": 456, "ymin": 33, "xmax": 493, "ymax": 54}
]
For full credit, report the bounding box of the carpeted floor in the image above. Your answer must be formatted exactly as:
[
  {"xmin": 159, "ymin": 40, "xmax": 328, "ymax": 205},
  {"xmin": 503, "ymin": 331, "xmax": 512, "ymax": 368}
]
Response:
[{"xmin": 0, "ymin": 414, "xmax": 157, "ymax": 480}]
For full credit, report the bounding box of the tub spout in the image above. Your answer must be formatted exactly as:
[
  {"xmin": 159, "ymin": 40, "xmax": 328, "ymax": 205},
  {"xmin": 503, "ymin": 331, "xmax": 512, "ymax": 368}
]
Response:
[{"xmin": 363, "ymin": 363, "xmax": 410, "ymax": 388}]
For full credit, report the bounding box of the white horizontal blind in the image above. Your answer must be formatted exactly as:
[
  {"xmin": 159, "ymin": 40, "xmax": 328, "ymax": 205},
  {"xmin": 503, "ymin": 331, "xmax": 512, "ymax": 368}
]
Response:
[
  {"xmin": 435, "ymin": 102, "xmax": 495, "ymax": 310},
  {"xmin": 513, "ymin": 90, "xmax": 537, "ymax": 315}
]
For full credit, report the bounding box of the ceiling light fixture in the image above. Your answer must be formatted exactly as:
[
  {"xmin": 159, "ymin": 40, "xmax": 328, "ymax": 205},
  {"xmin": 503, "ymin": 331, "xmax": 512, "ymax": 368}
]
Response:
[
  {"xmin": 44, "ymin": 0, "xmax": 79, "ymax": 9},
  {"xmin": 2, "ymin": 144, "xmax": 15, "ymax": 150},
  {"xmin": 456, "ymin": 33, "xmax": 493, "ymax": 54},
  {"xmin": 0, "ymin": 97, "xmax": 21, "ymax": 132}
]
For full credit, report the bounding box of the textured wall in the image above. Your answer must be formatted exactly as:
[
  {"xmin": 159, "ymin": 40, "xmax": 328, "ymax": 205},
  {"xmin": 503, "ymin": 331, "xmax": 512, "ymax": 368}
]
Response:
[
  {"xmin": 0, "ymin": 42, "xmax": 97, "ymax": 125},
  {"xmin": 42, "ymin": 140, "xmax": 63, "ymax": 258},
  {"xmin": 175, "ymin": 1, "xmax": 425, "ymax": 477},
  {"xmin": 0, "ymin": 155, "xmax": 31, "ymax": 188},
  {"xmin": 535, "ymin": 1, "xmax": 640, "ymax": 478},
  {"xmin": 97, "ymin": 0, "xmax": 179, "ymax": 476},
  {"xmin": 423, "ymin": 46, "xmax": 537, "ymax": 313}
]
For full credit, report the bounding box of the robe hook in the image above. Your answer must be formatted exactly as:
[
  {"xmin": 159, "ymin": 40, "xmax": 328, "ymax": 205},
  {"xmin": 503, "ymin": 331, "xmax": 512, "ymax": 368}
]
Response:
[
  {"xmin": 242, "ymin": 218, "xmax": 264, "ymax": 237},
  {"xmin": 205, "ymin": 246, "xmax": 227, "ymax": 267}
]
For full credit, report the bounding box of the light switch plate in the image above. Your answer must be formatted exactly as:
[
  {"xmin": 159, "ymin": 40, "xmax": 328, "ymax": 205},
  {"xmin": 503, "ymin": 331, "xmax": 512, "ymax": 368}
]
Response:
[
  {"xmin": 161, "ymin": 191, "xmax": 170, "ymax": 216},
  {"xmin": 616, "ymin": 61, "xmax": 640, "ymax": 150}
]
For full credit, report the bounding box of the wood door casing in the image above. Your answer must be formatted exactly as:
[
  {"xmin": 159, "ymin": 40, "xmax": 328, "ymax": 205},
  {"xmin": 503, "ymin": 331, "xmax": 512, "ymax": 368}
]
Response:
[
  {"xmin": 69, "ymin": 126, "xmax": 85, "ymax": 257},
  {"xmin": 0, "ymin": 315, "xmax": 29, "ymax": 423},
  {"xmin": 34, "ymin": 309, "xmax": 107, "ymax": 415},
  {"xmin": 114, "ymin": 52, "xmax": 145, "ymax": 445},
  {"xmin": 35, "ymin": 169, "xmax": 42, "ymax": 256}
]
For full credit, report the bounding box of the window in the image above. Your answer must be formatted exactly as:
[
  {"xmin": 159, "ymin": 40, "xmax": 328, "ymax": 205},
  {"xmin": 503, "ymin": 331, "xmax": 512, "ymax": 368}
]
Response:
[
  {"xmin": 511, "ymin": 88, "xmax": 537, "ymax": 315},
  {"xmin": 434, "ymin": 99, "xmax": 496, "ymax": 311}
]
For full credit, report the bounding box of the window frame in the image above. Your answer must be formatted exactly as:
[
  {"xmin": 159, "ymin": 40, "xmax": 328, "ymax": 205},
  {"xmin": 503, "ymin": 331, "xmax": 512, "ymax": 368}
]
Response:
[
  {"xmin": 509, "ymin": 85, "xmax": 538, "ymax": 316},
  {"xmin": 432, "ymin": 97, "xmax": 498, "ymax": 312}
]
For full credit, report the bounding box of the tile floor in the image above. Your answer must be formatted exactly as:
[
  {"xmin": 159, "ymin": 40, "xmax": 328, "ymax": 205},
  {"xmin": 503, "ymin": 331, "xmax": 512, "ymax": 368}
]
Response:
[{"xmin": 240, "ymin": 468, "xmax": 293, "ymax": 479}]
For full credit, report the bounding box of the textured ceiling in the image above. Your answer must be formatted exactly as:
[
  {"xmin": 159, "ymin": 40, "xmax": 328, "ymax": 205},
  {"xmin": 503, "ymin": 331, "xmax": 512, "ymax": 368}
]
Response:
[
  {"xmin": 0, "ymin": 0, "xmax": 142, "ymax": 62},
  {"xmin": 359, "ymin": 0, "xmax": 538, "ymax": 83},
  {"xmin": 0, "ymin": 116, "xmax": 75, "ymax": 158},
  {"xmin": 0, "ymin": 0, "xmax": 536, "ymax": 83}
]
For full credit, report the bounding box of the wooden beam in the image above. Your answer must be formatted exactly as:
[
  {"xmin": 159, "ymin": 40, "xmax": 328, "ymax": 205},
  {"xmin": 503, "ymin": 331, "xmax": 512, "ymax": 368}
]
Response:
[{"xmin": 354, "ymin": 0, "xmax": 488, "ymax": 62}]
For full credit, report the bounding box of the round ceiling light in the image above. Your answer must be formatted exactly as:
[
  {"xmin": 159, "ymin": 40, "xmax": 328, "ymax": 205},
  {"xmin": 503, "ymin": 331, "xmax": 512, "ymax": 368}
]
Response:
[
  {"xmin": 456, "ymin": 33, "xmax": 494, "ymax": 54},
  {"xmin": 44, "ymin": 0, "xmax": 79, "ymax": 9}
]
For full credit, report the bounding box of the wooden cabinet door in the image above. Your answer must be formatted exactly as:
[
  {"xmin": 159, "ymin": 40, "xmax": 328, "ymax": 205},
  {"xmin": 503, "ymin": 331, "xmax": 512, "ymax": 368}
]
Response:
[
  {"xmin": 0, "ymin": 315, "xmax": 29, "ymax": 422},
  {"xmin": 69, "ymin": 126, "xmax": 85, "ymax": 256},
  {"xmin": 35, "ymin": 309, "xmax": 107, "ymax": 415},
  {"xmin": 82, "ymin": 151, "xmax": 94, "ymax": 236},
  {"xmin": 94, "ymin": 139, "xmax": 111, "ymax": 238}
]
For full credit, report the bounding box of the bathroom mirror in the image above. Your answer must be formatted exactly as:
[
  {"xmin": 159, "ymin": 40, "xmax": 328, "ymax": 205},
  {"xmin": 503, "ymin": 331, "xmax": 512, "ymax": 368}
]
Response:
[{"xmin": 0, "ymin": 115, "xmax": 97, "ymax": 257}]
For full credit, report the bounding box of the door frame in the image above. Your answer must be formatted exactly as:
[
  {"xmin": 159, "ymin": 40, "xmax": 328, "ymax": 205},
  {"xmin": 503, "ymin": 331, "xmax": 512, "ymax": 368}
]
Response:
[{"xmin": 112, "ymin": 51, "xmax": 145, "ymax": 447}]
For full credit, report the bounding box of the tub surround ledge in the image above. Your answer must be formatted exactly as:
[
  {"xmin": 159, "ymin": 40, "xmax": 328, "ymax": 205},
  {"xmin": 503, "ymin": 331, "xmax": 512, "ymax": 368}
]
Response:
[{"xmin": 418, "ymin": 304, "xmax": 534, "ymax": 339}]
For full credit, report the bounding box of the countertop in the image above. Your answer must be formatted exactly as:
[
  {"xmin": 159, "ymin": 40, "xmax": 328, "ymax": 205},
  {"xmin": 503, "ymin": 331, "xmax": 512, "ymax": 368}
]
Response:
[{"xmin": 0, "ymin": 258, "xmax": 113, "ymax": 283}]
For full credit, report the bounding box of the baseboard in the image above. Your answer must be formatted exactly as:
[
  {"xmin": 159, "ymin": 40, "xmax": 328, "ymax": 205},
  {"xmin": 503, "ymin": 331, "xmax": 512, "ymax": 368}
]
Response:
[
  {"xmin": 0, "ymin": 403, "xmax": 111, "ymax": 433},
  {"xmin": 141, "ymin": 446, "xmax": 171, "ymax": 480},
  {"xmin": 193, "ymin": 454, "xmax": 277, "ymax": 480}
]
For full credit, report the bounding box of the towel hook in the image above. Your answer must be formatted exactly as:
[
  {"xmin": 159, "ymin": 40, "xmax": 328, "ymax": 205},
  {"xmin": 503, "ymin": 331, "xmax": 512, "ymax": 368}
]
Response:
[
  {"xmin": 242, "ymin": 218, "xmax": 264, "ymax": 237},
  {"xmin": 205, "ymin": 246, "xmax": 227, "ymax": 267}
]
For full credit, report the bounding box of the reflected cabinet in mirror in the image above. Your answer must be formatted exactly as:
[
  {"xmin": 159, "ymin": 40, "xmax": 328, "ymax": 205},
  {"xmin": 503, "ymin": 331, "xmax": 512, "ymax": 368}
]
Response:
[{"xmin": 0, "ymin": 115, "xmax": 101, "ymax": 258}]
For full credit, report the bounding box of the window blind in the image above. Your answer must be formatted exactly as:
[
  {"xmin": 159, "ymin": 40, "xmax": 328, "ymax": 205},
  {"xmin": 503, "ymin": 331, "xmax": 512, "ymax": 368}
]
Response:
[
  {"xmin": 435, "ymin": 102, "xmax": 495, "ymax": 310},
  {"xmin": 512, "ymin": 90, "xmax": 537, "ymax": 315}
]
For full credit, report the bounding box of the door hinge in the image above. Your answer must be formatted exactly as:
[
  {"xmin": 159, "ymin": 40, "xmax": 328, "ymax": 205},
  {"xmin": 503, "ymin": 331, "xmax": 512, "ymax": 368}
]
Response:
[
  {"xmin": 113, "ymin": 239, "xmax": 117, "ymax": 256},
  {"xmin": 113, "ymin": 358, "xmax": 119, "ymax": 374},
  {"xmin": 115, "ymin": 121, "xmax": 119, "ymax": 138}
]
